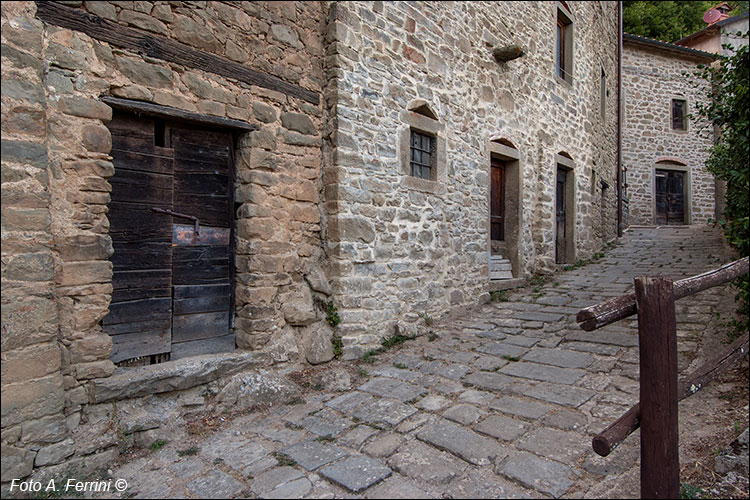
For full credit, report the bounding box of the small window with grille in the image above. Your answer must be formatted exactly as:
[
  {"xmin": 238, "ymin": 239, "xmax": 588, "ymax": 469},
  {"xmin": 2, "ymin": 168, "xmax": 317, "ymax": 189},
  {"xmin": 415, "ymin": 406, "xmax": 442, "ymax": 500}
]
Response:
[
  {"xmin": 410, "ymin": 130, "xmax": 435, "ymax": 180},
  {"xmin": 671, "ymin": 99, "xmax": 687, "ymax": 130}
]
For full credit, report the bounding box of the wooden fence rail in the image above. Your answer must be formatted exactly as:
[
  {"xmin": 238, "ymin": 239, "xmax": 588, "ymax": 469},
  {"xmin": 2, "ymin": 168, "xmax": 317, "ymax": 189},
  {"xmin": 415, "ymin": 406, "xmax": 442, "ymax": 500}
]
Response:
[
  {"xmin": 576, "ymin": 257, "xmax": 749, "ymax": 331},
  {"xmin": 576, "ymin": 256, "xmax": 750, "ymax": 499}
]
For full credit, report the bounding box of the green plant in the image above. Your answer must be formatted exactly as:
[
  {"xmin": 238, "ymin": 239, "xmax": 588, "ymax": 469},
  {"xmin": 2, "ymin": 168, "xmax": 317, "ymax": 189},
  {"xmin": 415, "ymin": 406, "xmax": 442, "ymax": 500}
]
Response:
[
  {"xmin": 149, "ymin": 440, "xmax": 167, "ymax": 452},
  {"xmin": 428, "ymin": 331, "xmax": 438, "ymax": 341},
  {"xmin": 314, "ymin": 434, "xmax": 335, "ymax": 443},
  {"xmin": 285, "ymin": 422, "xmax": 303, "ymax": 431},
  {"xmin": 325, "ymin": 301, "xmax": 341, "ymax": 327},
  {"xmin": 680, "ymin": 482, "xmax": 705, "ymax": 499},
  {"xmin": 490, "ymin": 290, "xmax": 509, "ymax": 302},
  {"xmin": 393, "ymin": 362, "xmax": 407, "ymax": 369},
  {"xmin": 381, "ymin": 333, "xmax": 416, "ymax": 349},
  {"xmin": 332, "ymin": 335, "xmax": 343, "ymax": 359},
  {"xmin": 694, "ymin": 35, "xmax": 749, "ymax": 328},
  {"xmin": 362, "ymin": 349, "xmax": 379, "ymax": 364},
  {"xmin": 357, "ymin": 367, "xmax": 369, "ymax": 377},
  {"xmin": 272, "ymin": 452, "xmax": 297, "ymax": 466},
  {"xmin": 177, "ymin": 446, "xmax": 199, "ymax": 457},
  {"xmin": 502, "ymin": 354, "xmax": 521, "ymax": 362},
  {"xmin": 418, "ymin": 312, "xmax": 434, "ymax": 326}
]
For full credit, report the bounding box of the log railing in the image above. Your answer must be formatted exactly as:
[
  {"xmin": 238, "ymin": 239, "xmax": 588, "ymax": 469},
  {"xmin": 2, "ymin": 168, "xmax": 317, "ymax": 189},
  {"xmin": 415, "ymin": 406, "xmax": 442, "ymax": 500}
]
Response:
[{"xmin": 576, "ymin": 256, "xmax": 749, "ymax": 499}]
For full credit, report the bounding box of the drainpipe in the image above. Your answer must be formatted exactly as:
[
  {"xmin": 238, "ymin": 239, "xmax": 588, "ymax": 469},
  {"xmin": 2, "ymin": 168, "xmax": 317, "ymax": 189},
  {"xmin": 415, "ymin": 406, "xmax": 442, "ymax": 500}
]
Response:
[{"xmin": 616, "ymin": 1, "xmax": 623, "ymax": 237}]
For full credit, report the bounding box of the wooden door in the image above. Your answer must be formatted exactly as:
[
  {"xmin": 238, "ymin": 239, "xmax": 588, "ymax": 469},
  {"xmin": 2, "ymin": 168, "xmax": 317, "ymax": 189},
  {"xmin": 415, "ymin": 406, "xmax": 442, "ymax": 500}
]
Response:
[
  {"xmin": 491, "ymin": 158, "xmax": 506, "ymax": 241},
  {"xmin": 104, "ymin": 113, "xmax": 234, "ymax": 364},
  {"xmin": 169, "ymin": 127, "xmax": 233, "ymax": 355},
  {"xmin": 556, "ymin": 167, "xmax": 567, "ymax": 264},
  {"xmin": 105, "ymin": 114, "xmax": 174, "ymax": 363},
  {"xmin": 654, "ymin": 170, "xmax": 685, "ymax": 225}
]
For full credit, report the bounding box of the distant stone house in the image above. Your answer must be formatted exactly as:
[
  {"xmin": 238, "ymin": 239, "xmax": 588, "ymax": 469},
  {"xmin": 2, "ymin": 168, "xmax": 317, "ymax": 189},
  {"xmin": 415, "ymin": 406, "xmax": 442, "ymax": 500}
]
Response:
[
  {"xmin": 675, "ymin": 6, "xmax": 749, "ymax": 56},
  {"xmin": 0, "ymin": 1, "xmax": 620, "ymax": 482},
  {"xmin": 621, "ymin": 34, "xmax": 717, "ymax": 226}
]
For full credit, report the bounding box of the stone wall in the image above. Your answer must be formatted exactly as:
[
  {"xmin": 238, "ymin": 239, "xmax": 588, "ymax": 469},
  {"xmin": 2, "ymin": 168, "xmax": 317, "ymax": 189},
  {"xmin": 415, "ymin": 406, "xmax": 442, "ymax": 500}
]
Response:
[
  {"xmin": 622, "ymin": 40, "xmax": 715, "ymax": 226},
  {"xmin": 1, "ymin": 0, "xmax": 328, "ymax": 486},
  {"xmin": 323, "ymin": 1, "xmax": 620, "ymax": 358}
]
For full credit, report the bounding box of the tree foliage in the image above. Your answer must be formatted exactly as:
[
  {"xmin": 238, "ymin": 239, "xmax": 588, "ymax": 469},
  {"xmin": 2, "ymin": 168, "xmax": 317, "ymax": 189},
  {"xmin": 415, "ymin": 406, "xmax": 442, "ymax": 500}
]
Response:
[
  {"xmin": 623, "ymin": 1, "xmax": 748, "ymax": 42},
  {"xmin": 694, "ymin": 36, "xmax": 749, "ymax": 318}
]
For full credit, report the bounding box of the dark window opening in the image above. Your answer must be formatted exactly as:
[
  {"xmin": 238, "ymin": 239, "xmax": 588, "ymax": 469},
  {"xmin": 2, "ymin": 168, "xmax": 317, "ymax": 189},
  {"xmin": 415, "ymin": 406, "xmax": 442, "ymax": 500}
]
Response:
[
  {"xmin": 154, "ymin": 119, "xmax": 166, "ymax": 147},
  {"xmin": 410, "ymin": 130, "xmax": 434, "ymax": 180},
  {"xmin": 600, "ymin": 67, "xmax": 606, "ymax": 118},
  {"xmin": 556, "ymin": 7, "xmax": 573, "ymax": 83},
  {"xmin": 671, "ymin": 99, "xmax": 687, "ymax": 130}
]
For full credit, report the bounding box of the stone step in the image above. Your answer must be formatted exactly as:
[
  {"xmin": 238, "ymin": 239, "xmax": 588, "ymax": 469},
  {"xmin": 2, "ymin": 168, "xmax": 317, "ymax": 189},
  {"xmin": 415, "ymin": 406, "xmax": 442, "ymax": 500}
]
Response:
[
  {"xmin": 489, "ymin": 256, "xmax": 513, "ymax": 280},
  {"xmin": 490, "ymin": 270, "xmax": 514, "ymax": 279}
]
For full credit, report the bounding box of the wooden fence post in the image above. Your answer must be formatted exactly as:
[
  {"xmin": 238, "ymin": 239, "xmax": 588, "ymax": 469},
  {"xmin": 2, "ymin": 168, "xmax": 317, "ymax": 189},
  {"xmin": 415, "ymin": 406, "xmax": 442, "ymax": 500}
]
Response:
[{"xmin": 634, "ymin": 276, "xmax": 680, "ymax": 499}]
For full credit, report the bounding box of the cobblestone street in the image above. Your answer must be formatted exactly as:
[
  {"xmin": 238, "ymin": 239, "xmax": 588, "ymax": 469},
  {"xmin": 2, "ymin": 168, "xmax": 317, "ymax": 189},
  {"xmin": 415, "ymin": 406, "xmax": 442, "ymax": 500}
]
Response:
[{"xmin": 96, "ymin": 225, "xmax": 746, "ymax": 499}]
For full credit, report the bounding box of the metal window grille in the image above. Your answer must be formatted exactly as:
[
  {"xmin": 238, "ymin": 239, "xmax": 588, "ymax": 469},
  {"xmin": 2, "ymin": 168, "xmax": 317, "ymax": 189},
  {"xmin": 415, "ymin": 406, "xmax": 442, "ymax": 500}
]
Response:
[{"xmin": 410, "ymin": 130, "xmax": 434, "ymax": 180}]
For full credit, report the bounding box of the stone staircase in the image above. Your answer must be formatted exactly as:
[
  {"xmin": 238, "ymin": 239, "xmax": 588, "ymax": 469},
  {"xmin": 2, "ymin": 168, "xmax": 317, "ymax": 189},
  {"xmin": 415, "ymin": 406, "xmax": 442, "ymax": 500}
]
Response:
[
  {"xmin": 489, "ymin": 254, "xmax": 525, "ymax": 292},
  {"xmin": 489, "ymin": 254, "xmax": 513, "ymax": 280}
]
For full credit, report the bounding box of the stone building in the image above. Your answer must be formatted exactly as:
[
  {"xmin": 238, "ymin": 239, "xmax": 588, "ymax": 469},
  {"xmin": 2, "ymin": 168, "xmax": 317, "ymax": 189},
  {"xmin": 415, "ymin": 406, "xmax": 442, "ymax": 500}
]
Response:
[
  {"xmin": 1, "ymin": 1, "xmax": 620, "ymax": 483},
  {"xmin": 621, "ymin": 33, "xmax": 717, "ymax": 227},
  {"xmin": 675, "ymin": 4, "xmax": 749, "ymax": 57},
  {"xmin": 324, "ymin": 1, "xmax": 620, "ymax": 359}
]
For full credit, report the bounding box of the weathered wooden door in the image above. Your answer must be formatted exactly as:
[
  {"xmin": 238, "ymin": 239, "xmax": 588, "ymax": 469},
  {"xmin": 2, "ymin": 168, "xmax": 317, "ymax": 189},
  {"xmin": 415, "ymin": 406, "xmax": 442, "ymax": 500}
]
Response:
[
  {"xmin": 104, "ymin": 113, "xmax": 234, "ymax": 364},
  {"xmin": 491, "ymin": 158, "xmax": 506, "ymax": 241},
  {"xmin": 654, "ymin": 170, "xmax": 685, "ymax": 225},
  {"xmin": 556, "ymin": 167, "xmax": 567, "ymax": 264}
]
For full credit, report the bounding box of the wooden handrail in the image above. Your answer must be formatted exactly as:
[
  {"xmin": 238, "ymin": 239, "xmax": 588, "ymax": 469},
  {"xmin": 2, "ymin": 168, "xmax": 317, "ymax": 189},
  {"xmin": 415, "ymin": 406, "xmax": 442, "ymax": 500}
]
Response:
[
  {"xmin": 577, "ymin": 257, "xmax": 749, "ymax": 331},
  {"xmin": 592, "ymin": 333, "xmax": 749, "ymax": 456}
]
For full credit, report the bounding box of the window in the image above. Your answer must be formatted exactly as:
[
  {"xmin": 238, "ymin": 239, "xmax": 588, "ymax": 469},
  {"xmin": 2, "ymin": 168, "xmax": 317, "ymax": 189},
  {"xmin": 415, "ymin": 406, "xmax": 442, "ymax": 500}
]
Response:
[
  {"xmin": 410, "ymin": 130, "xmax": 434, "ymax": 180},
  {"xmin": 556, "ymin": 5, "xmax": 573, "ymax": 83},
  {"xmin": 671, "ymin": 99, "xmax": 687, "ymax": 130},
  {"xmin": 400, "ymin": 99, "xmax": 445, "ymax": 188}
]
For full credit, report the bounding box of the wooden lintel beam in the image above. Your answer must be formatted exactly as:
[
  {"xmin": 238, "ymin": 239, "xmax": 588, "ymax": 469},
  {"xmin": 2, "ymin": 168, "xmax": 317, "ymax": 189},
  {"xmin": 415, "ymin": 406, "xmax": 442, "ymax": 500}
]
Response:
[
  {"xmin": 101, "ymin": 96, "xmax": 258, "ymax": 131},
  {"xmin": 35, "ymin": 1, "xmax": 320, "ymax": 105}
]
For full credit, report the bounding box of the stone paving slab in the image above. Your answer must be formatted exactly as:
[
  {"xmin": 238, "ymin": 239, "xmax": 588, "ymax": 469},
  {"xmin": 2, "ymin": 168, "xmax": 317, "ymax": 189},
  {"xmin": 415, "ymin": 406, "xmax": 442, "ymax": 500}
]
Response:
[
  {"xmin": 502, "ymin": 335, "xmax": 540, "ymax": 347},
  {"xmin": 387, "ymin": 439, "xmax": 466, "ymax": 485},
  {"xmin": 370, "ymin": 365, "xmax": 423, "ymax": 381},
  {"xmin": 563, "ymin": 341, "xmax": 622, "ymax": 355},
  {"xmin": 498, "ymin": 451, "xmax": 576, "ymax": 498},
  {"xmin": 250, "ymin": 466, "xmax": 306, "ymax": 498},
  {"xmin": 565, "ymin": 330, "xmax": 638, "ymax": 347},
  {"xmin": 521, "ymin": 347, "xmax": 593, "ymax": 368},
  {"xmin": 516, "ymin": 427, "xmax": 586, "ymax": 463},
  {"xmin": 499, "ymin": 361, "xmax": 586, "ymax": 384},
  {"xmin": 350, "ymin": 398, "xmax": 417, "ymax": 427},
  {"xmin": 325, "ymin": 391, "xmax": 374, "ymax": 412},
  {"xmin": 363, "ymin": 474, "xmax": 436, "ymax": 499},
  {"xmin": 279, "ymin": 439, "xmax": 349, "ymax": 471},
  {"xmin": 186, "ymin": 469, "xmax": 246, "ymax": 499},
  {"xmin": 462, "ymin": 371, "xmax": 514, "ymax": 391},
  {"xmin": 510, "ymin": 381, "xmax": 596, "ymax": 407},
  {"xmin": 358, "ymin": 377, "xmax": 427, "ymax": 401},
  {"xmin": 434, "ymin": 363, "xmax": 471, "ymax": 380},
  {"xmin": 490, "ymin": 394, "xmax": 554, "ymax": 420},
  {"xmin": 417, "ymin": 421, "xmax": 508, "ymax": 466},
  {"xmin": 319, "ymin": 455, "xmax": 392, "ymax": 492},
  {"xmin": 475, "ymin": 329, "xmax": 508, "ymax": 340},
  {"xmin": 476, "ymin": 342, "xmax": 529, "ymax": 358},
  {"xmin": 475, "ymin": 414, "xmax": 530, "ymax": 441},
  {"xmin": 442, "ymin": 403, "xmax": 485, "ymax": 425},
  {"xmin": 512, "ymin": 310, "xmax": 565, "ymax": 322},
  {"xmin": 300, "ymin": 409, "xmax": 353, "ymax": 437}
]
